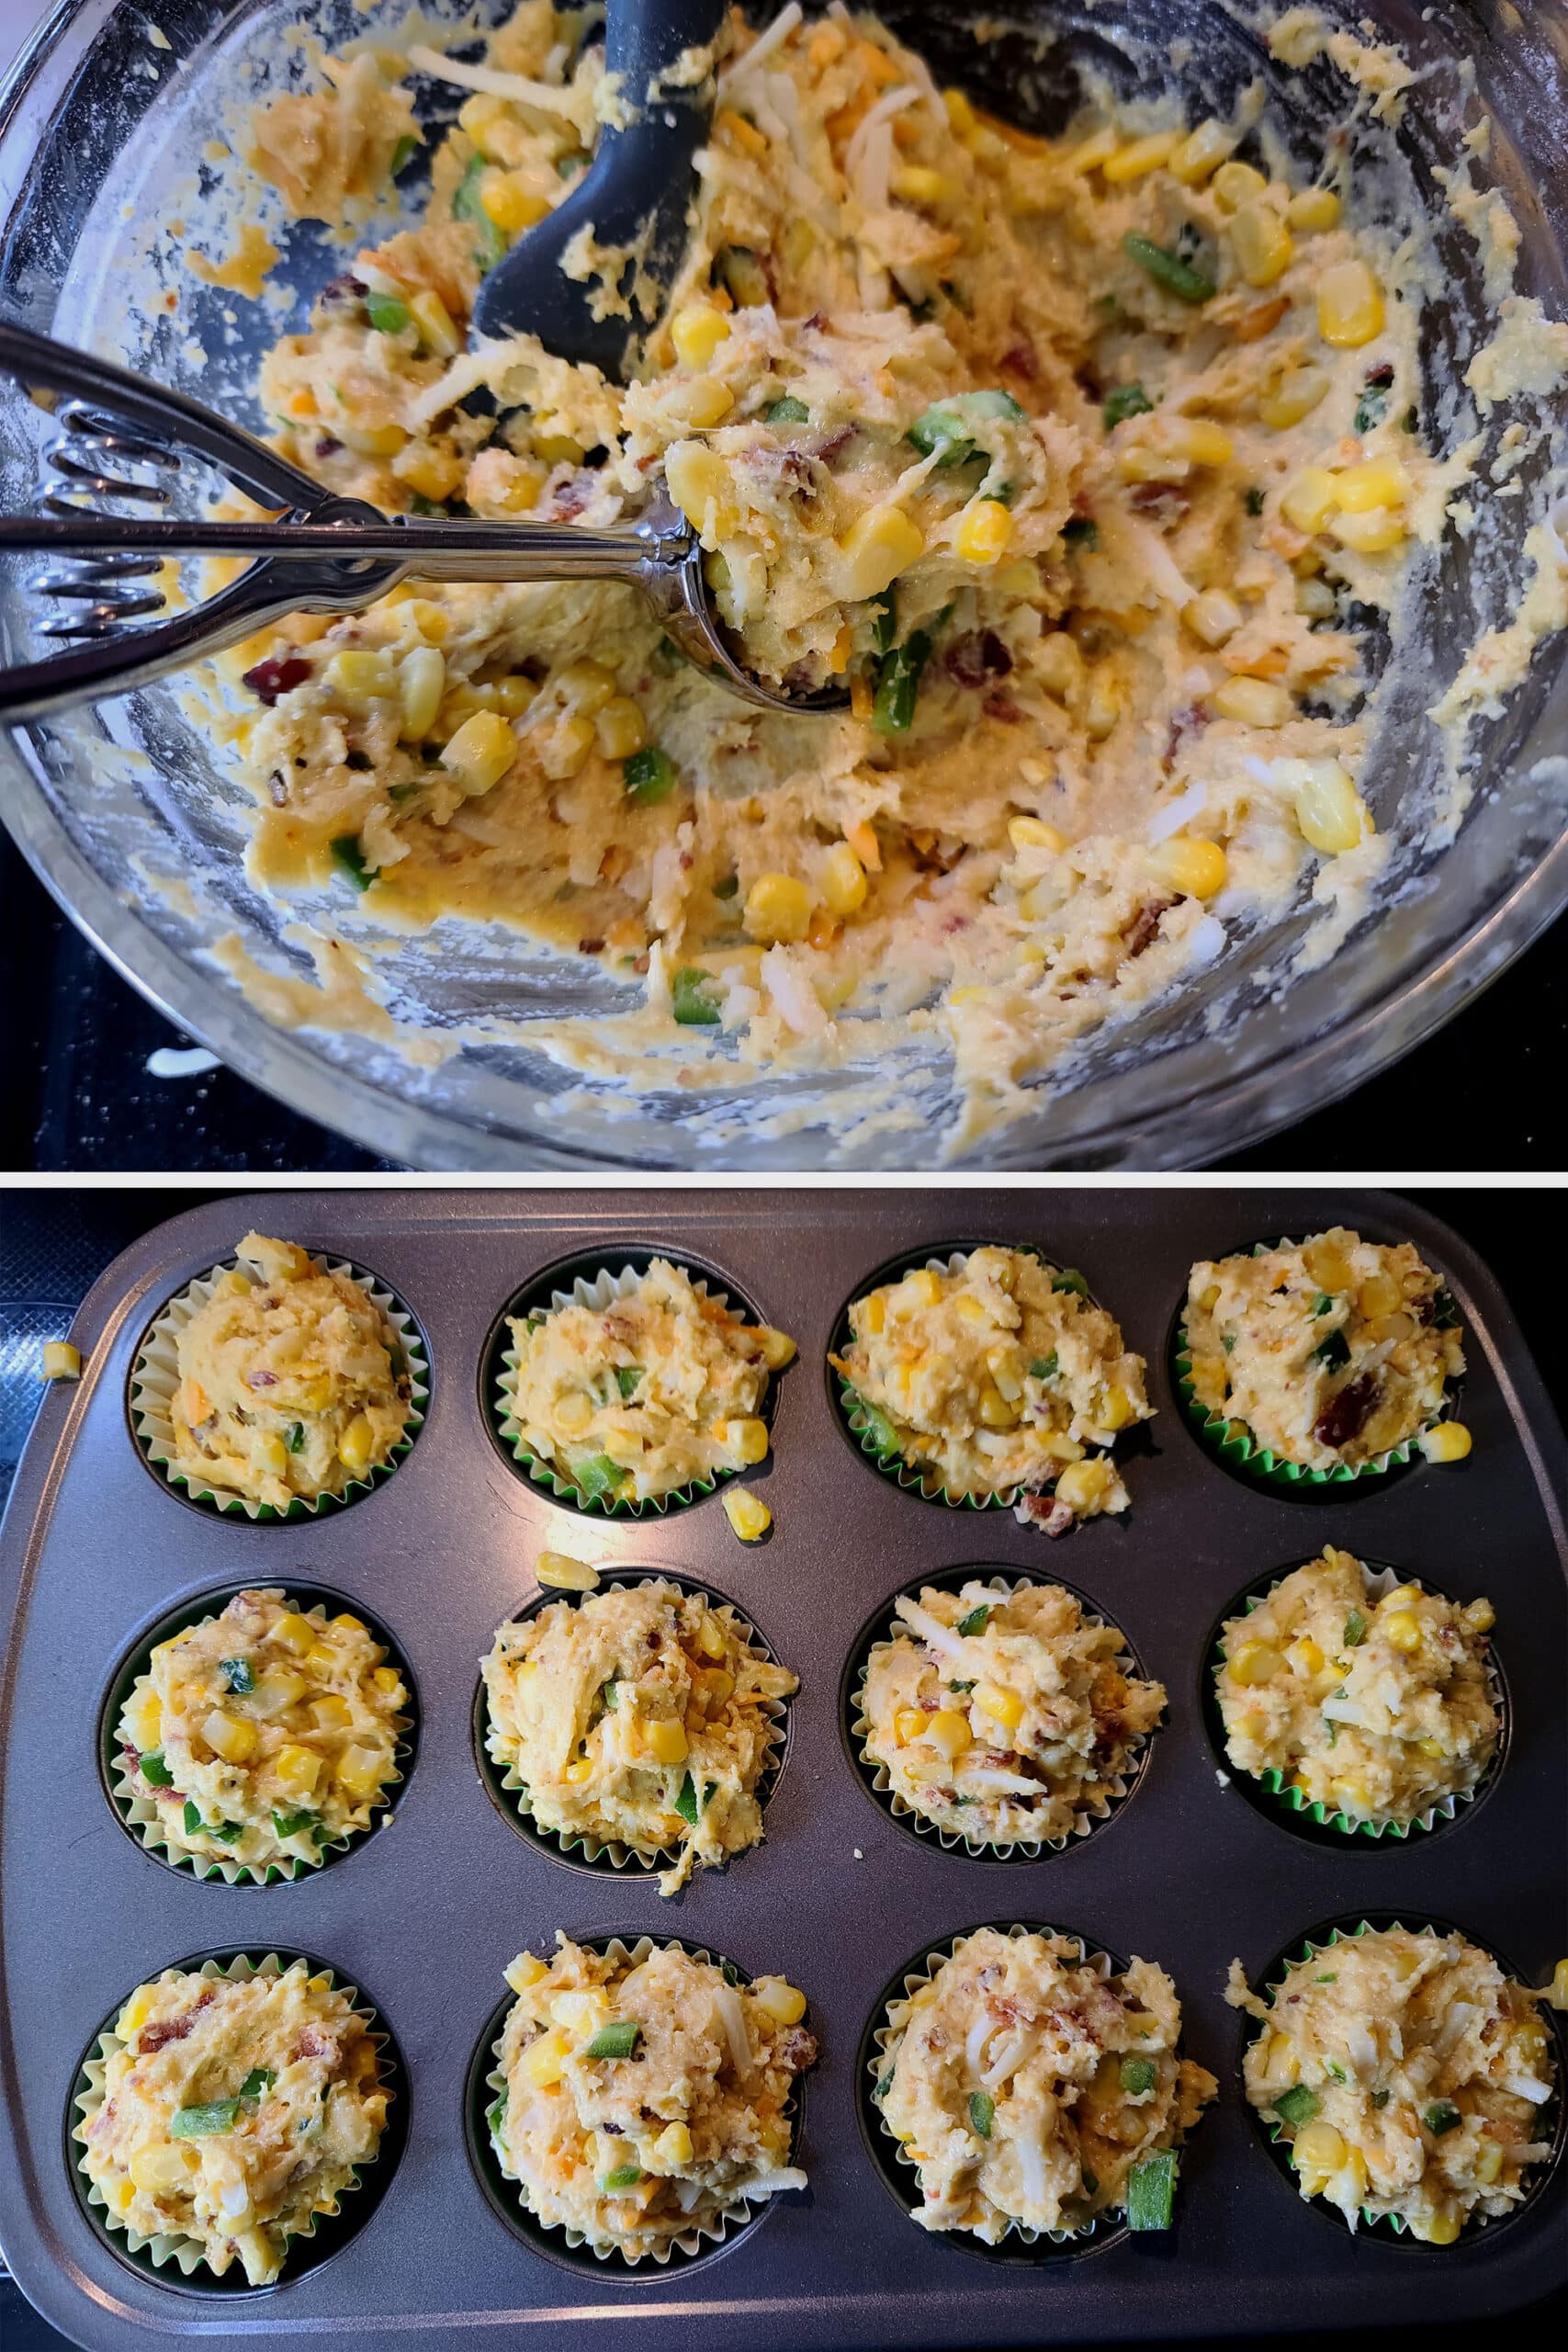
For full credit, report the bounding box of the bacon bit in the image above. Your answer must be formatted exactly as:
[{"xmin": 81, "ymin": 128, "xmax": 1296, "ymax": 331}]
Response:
[
  {"xmin": 1122, "ymin": 897, "xmax": 1178, "ymax": 958},
  {"xmin": 775, "ymin": 2026, "xmax": 818, "ymax": 2072},
  {"xmin": 267, "ymin": 769, "xmax": 288, "ymax": 808},
  {"xmin": 1162, "ymin": 701, "xmax": 1207, "ymax": 773},
  {"xmin": 242, "ymin": 653, "xmax": 311, "ymax": 705},
  {"xmin": 314, "ymin": 435, "xmax": 343, "ymax": 458},
  {"xmin": 812, "ymin": 425, "xmax": 856, "ymax": 465},
  {"xmin": 1236, "ymin": 296, "xmax": 1290, "ymax": 344},
  {"xmin": 1415, "ymin": 1295, "xmax": 1436, "ymax": 1326},
  {"xmin": 319, "ymin": 273, "xmax": 367, "ymax": 306},
  {"xmin": 291, "ymin": 2027, "xmax": 336, "ymax": 2063},
  {"xmin": 802, "ymin": 310, "xmax": 828, "ymax": 333},
  {"xmin": 983, "ymin": 688, "xmax": 1022, "ymax": 723},
  {"xmin": 945, "ymin": 629, "xmax": 1013, "ymax": 687},
  {"xmin": 632, "ymin": 952, "xmax": 650, "ymax": 975},
  {"xmin": 138, "ymin": 1988, "xmax": 214, "ymax": 2055},
  {"xmin": 1314, "ymin": 1372, "xmax": 1378, "ymax": 1451},
  {"xmin": 1018, "ymin": 1493, "xmax": 1073, "ymax": 1536},
  {"xmin": 246, "ymin": 1367, "xmax": 279, "ymax": 1388},
  {"xmin": 1000, "ymin": 338, "xmax": 1039, "ymax": 381},
  {"xmin": 1129, "ymin": 481, "xmax": 1190, "ymax": 524},
  {"xmin": 550, "ymin": 473, "xmax": 594, "ymax": 519},
  {"xmin": 578, "ymin": 935, "xmax": 604, "ymax": 955}
]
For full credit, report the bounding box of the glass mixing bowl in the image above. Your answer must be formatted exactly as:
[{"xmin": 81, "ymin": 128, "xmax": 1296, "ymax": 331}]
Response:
[{"xmin": 1, "ymin": 0, "xmax": 1563, "ymax": 1170}]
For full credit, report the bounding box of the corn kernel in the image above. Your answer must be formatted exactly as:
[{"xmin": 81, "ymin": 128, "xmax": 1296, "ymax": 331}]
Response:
[
  {"xmin": 440, "ymin": 707, "xmax": 516, "ymax": 795},
  {"xmin": 1063, "ymin": 125, "xmax": 1119, "ymax": 175},
  {"xmin": 863, "ymin": 1290, "xmax": 887, "ymax": 1335},
  {"xmin": 125, "ymin": 1690, "xmax": 163, "ymax": 1750},
  {"xmin": 1420, "ymin": 2205, "xmax": 1462, "ymax": 2245},
  {"xmin": 902, "ymin": 1268, "xmax": 942, "ymax": 1310},
  {"xmin": 310, "ymin": 1694, "xmax": 353, "ymax": 1735},
  {"xmin": 1296, "ymin": 575, "xmax": 1337, "ymax": 618},
  {"xmin": 665, "ymin": 442, "xmax": 739, "ymax": 540},
  {"xmin": 1280, "ymin": 467, "xmax": 1341, "ymax": 535},
  {"xmin": 662, "ymin": 376, "xmax": 736, "ymax": 428},
  {"xmin": 753, "ymin": 1976, "xmax": 807, "ymax": 2026},
  {"xmin": 337, "ymin": 1413, "xmax": 375, "ymax": 1476},
  {"xmin": 1036, "ymin": 631, "xmax": 1084, "ymax": 699},
  {"xmin": 593, "ymin": 695, "xmax": 647, "ymax": 760},
  {"xmin": 1288, "ymin": 186, "xmax": 1342, "ymax": 232},
  {"xmin": 1264, "ymin": 2031, "xmax": 1301, "ymax": 2084},
  {"xmin": 1461, "ymin": 1595, "xmax": 1494, "ymax": 1632},
  {"xmin": 554, "ymin": 1391, "xmax": 592, "ymax": 1434},
  {"xmin": 201, "ymin": 1709, "xmax": 257, "ymax": 1765},
  {"xmin": 1258, "ymin": 362, "xmax": 1331, "ymax": 430},
  {"xmin": 1213, "ymin": 160, "xmax": 1268, "ymax": 210},
  {"xmin": 720, "ymin": 1415, "xmax": 770, "ymax": 1465},
  {"xmin": 373, "ymin": 1668, "xmax": 404, "ymax": 1702},
  {"xmin": 506, "ymin": 1951, "xmax": 548, "ymax": 1994},
  {"xmin": 891, "ymin": 164, "xmax": 958, "ymax": 205},
  {"xmin": 41, "ymin": 1340, "xmax": 81, "ymax": 1381},
  {"xmin": 1055, "ymin": 1456, "xmax": 1116, "ymax": 1511},
  {"xmin": 1169, "ymin": 119, "xmax": 1236, "ymax": 185},
  {"xmin": 254, "ymin": 1433, "xmax": 289, "ymax": 1479},
  {"xmin": 538, "ymin": 711, "xmax": 597, "ymax": 778},
  {"xmin": 1184, "ymin": 589, "xmax": 1243, "ymax": 647},
  {"xmin": 1327, "ymin": 506, "xmax": 1408, "ymax": 554},
  {"xmin": 275, "ymin": 1743, "xmax": 321, "ymax": 1798},
  {"xmin": 305, "ymin": 1641, "xmax": 337, "ymax": 1671},
  {"xmin": 1083, "ymin": 675, "xmax": 1121, "ymax": 740},
  {"xmin": 1230, "ymin": 1641, "xmax": 1281, "ymax": 1686},
  {"xmin": 671, "ymin": 303, "xmax": 731, "ymax": 368},
  {"xmin": 1293, "ymin": 2120, "xmax": 1347, "ymax": 2172},
  {"xmin": 1382, "ymin": 1611, "xmax": 1422, "ymax": 1654},
  {"xmin": 1317, "ymin": 259, "xmax": 1385, "ymax": 347},
  {"xmin": 744, "ymin": 871, "xmax": 812, "ymax": 944},
  {"xmin": 1546, "ymin": 1960, "xmax": 1568, "ymax": 2011},
  {"xmin": 1211, "ymin": 675, "xmax": 1293, "ymax": 727},
  {"xmin": 820, "ymin": 841, "xmax": 868, "ymax": 916},
  {"xmin": 532, "ymin": 431, "xmax": 584, "ymax": 466},
  {"xmin": 536, "ymin": 1552, "xmax": 601, "ymax": 1591},
  {"xmin": 894, "ymin": 1707, "xmax": 931, "ymax": 1744},
  {"xmin": 1009, "ymin": 815, "xmax": 1066, "ymax": 853},
  {"xmin": 398, "ymin": 645, "xmax": 446, "ymax": 741},
  {"xmin": 973, "ymin": 1681, "xmax": 1024, "ymax": 1732},
  {"xmin": 336, "ymin": 1743, "xmax": 384, "ymax": 1801},
  {"xmin": 926, "ymin": 1708, "xmax": 972, "ymax": 1759},
  {"xmin": 130, "ymin": 2143, "xmax": 191, "ymax": 2195},
  {"xmin": 491, "ymin": 458, "xmax": 547, "ymax": 514},
  {"xmin": 644, "ymin": 1716, "xmax": 689, "ymax": 1765},
  {"xmin": 721, "ymin": 1487, "xmax": 773, "ymax": 1541},
  {"xmin": 1336, "ymin": 457, "xmax": 1411, "ymax": 514},
  {"xmin": 563, "ymin": 1756, "xmax": 594, "ymax": 1784},
  {"xmin": 839, "ymin": 503, "xmax": 925, "ymax": 600},
  {"xmin": 716, "ymin": 105, "xmax": 769, "ymax": 159},
  {"xmin": 272, "ymin": 1611, "xmax": 315, "ymax": 1656},
  {"xmin": 753, "ymin": 1324, "xmax": 796, "ymax": 1369},
  {"xmin": 523, "ymin": 2028, "xmax": 572, "ymax": 2087},
  {"xmin": 1293, "ymin": 757, "xmax": 1371, "ymax": 854},
  {"xmin": 1290, "ymin": 1636, "xmax": 1326, "ymax": 1678},
  {"xmin": 1231, "ymin": 203, "xmax": 1294, "ymax": 288},
  {"xmin": 1419, "ymin": 1421, "xmax": 1472, "ymax": 1464},
  {"xmin": 953, "ymin": 497, "xmax": 1012, "ymax": 565},
  {"xmin": 1154, "ymin": 836, "xmax": 1228, "ymax": 899},
  {"xmin": 324, "ymin": 649, "xmax": 394, "ymax": 707},
  {"xmin": 333, "ymin": 421, "xmax": 407, "ymax": 458},
  {"xmin": 1473, "ymin": 2135, "xmax": 1505, "ymax": 2187},
  {"xmin": 478, "ymin": 168, "xmax": 547, "ymax": 235},
  {"xmin": 1102, "ymin": 130, "xmax": 1178, "ymax": 183},
  {"xmin": 652, "ymin": 2120, "xmax": 694, "ymax": 2169}
]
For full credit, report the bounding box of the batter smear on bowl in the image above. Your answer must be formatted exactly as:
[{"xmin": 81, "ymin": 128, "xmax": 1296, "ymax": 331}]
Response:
[{"xmin": 204, "ymin": 2, "xmax": 1568, "ymax": 1147}]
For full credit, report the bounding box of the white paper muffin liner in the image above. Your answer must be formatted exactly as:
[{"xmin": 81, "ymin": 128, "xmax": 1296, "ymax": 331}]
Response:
[
  {"xmin": 1214, "ymin": 1561, "xmax": 1504, "ymax": 1838},
  {"xmin": 130, "ymin": 1248, "xmax": 428, "ymax": 1521},
  {"xmin": 834, "ymin": 1249, "xmax": 1128, "ymax": 1528},
  {"xmin": 867, "ymin": 1925, "xmax": 1122, "ymax": 2247},
  {"xmin": 71, "ymin": 1952, "xmax": 390, "ymax": 2283},
  {"xmin": 109, "ymin": 1590, "xmax": 414, "ymax": 1885},
  {"xmin": 483, "ymin": 1934, "xmax": 802, "ymax": 2265},
  {"xmin": 851, "ymin": 1574, "xmax": 1153, "ymax": 1857},
  {"xmin": 493, "ymin": 1261, "xmax": 764, "ymax": 1517},
  {"xmin": 480, "ymin": 1576, "xmax": 790, "ymax": 1878}
]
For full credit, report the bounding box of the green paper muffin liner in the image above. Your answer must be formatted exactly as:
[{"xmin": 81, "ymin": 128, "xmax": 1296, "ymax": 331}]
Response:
[
  {"xmin": 479, "ymin": 1575, "xmax": 789, "ymax": 1880},
  {"xmin": 71, "ymin": 1951, "xmax": 391, "ymax": 2285},
  {"xmin": 1211, "ymin": 1561, "xmax": 1503, "ymax": 1841},
  {"xmin": 1173, "ymin": 1237, "xmax": 1461, "ymax": 1492},
  {"xmin": 491, "ymin": 1261, "xmax": 771, "ymax": 1519},
  {"xmin": 107, "ymin": 1589, "xmax": 415, "ymax": 1886},
  {"xmin": 850, "ymin": 1573, "xmax": 1154, "ymax": 1860},
  {"xmin": 867, "ymin": 1925, "xmax": 1129, "ymax": 2249},
  {"xmin": 130, "ymin": 1248, "xmax": 428, "ymax": 1522},
  {"xmin": 1247, "ymin": 1919, "xmax": 1562, "ymax": 2244},
  {"xmin": 481, "ymin": 1934, "xmax": 805, "ymax": 2267},
  {"xmin": 833, "ymin": 1248, "xmax": 1125, "ymax": 1529}
]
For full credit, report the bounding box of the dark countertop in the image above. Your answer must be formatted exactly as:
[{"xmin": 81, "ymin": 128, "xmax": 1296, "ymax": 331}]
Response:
[{"xmin": 3, "ymin": 834, "xmax": 1562, "ymax": 1170}]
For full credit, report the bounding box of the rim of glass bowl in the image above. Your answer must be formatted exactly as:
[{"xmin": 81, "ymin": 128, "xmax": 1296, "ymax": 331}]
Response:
[{"xmin": 1, "ymin": 0, "xmax": 1564, "ymax": 1171}]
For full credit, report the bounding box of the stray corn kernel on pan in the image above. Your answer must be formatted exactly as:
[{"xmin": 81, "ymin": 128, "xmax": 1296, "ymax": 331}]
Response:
[
  {"xmin": 76, "ymin": 0, "xmax": 1563, "ymax": 1163},
  {"xmin": 2, "ymin": 1188, "xmax": 1564, "ymax": 2344}
]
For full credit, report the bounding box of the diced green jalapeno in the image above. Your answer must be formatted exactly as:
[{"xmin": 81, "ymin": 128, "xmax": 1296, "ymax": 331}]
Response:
[
  {"xmin": 713, "ymin": 871, "xmax": 739, "ymax": 899},
  {"xmin": 212, "ymin": 1819, "xmax": 246, "ymax": 1843},
  {"xmin": 1342, "ymin": 1609, "xmax": 1368, "ymax": 1647},
  {"xmin": 601, "ymin": 1679, "xmax": 619, "ymax": 1711},
  {"xmin": 1061, "ymin": 514, "xmax": 1098, "ymax": 548},
  {"xmin": 272, "ymin": 1807, "xmax": 320, "ymax": 1839},
  {"xmin": 1314, "ymin": 1973, "xmax": 1337, "ymax": 1984},
  {"xmin": 968, "ymin": 2090, "xmax": 994, "ymax": 2138},
  {"xmin": 765, "ymin": 394, "xmax": 809, "ymax": 425},
  {"xmin": 673, "ymin": 1772, "xmax": 715, "ymax": 1824},
  {"xmin": 182, "ymin": 1800, "xmax": 202, "ymax": 1836},
  {"xmin": 586, "ymin": 2022, "xmax": 641, "ymax": 2061},
  {"xmin": 171, "ymin": 2099, "xmax": 242, "ymax": 2138},
  {"xmin": 220, "ymin": 1657, "xmax": 254, "ymax": 1695},
  {"xmin": 1273, "ymin": 2084, "xmax": 1319, "ymax": 2127},
  {"xmin": 487, "ymin": 2090, "xmax": 509, "ymax": 2138},
  {"xmin": 454, "ymin": 154, "xmax": 506, "ymax": 269},
  {"xmin": 908, "ymin": 387, "xmax": 1025, "ymax": 465},
  {"xmin": 1222, "ymin": 1332, "xmax": 1236, "ymax": 1352},
  {"xmin": 367, "ymin": 289, "xmax": 412, "ymax": 335},
  {"xmin": 1123, "ymin": 232, "xmax": 1214, "ymax": 303},
  {"xmin": 573, "ymin": 1453, "xmax": 623, "ymax": 1500},
  {"xmin": 140, "ymin": 1750, "xmax": 175, "ymax": 1787},
  {"xmin": 1029, "ymin": 1353, "xmax": 1058, "ymax": 1380},
  {"xmin": 1424, "ymin": 2100, "xmax": 1461, "ymax": 2136},
  {"xmin": 1311, "ymin": 1293, "xmax": 1335, "ymax": 1316},
  {"xmin": 286, "ymin": 1421, "xmax": 306, "ymax": 1453},
  {"xmin": 623, "ymin": 746, "xmax": 677, "ymax": 804},
  {"xmin": 875, "ymin": 2064, "xmax": 895, "ymax": 2102},
  {"xmin": 1102, "ymin": 381, "xmax": 1154, "ymax": 430},
  {"xmin": 1052, "ymin": 1268, "xmax": 1089, "ymax": 1297},
  {"xmin": 1080, "ymin": 2165, "xmax": 1100, "ymax": 2197},
  {"xmin": 1325, "ymin": 2061, "xmax": 1348, "ymax": 2084},
  {"xmin": 1244, "ymin": 484, "xmax": 1266, "ymax": 515},
  {"xmin": 1314, "ymin": 1328, "xmax": 1350, "ymax": 1373},
  {"xmin": 239, "ymin": 2067, "xmax": 276, "ymax": 2100},
  {"xmin": 1371, "ymin": 2087, "xmax": 1390, "ymax": 2109},
  {"xmin": 853, "ymin": 1394, "xmax": 900, "ymax": 1453},
  {"xmin": 390, "ymin": 134, "xmax": 419, "ymax": 176},
  {"xmin": 671, "ymin": 967, "xmax": 723, "ymax": 1025},
  {"xmin": 330, "ymin": 833, "xmax": 377, "ymax": 893},
  {"xmin": 871, "ymin": 587, "xmax": 897, "ymax": 654},
  {"xmin": 615, "ymin": 1364, "xmax": 644, "ymax": 1398},
  {"xmin": 600, "ymin": 2163, "xmax": 643, "ymax": 2189},
  {"xmin": 955, "ymin": 1604, "xmax": 990, "ymax": 1638},
  {"xmin": 1120, "ymin": 2056, "xmax": 1157, "ymax": 2095},
  {"xmin": 1126, "ymin": 2151, "xmax": 1177, "ymax": 2229}
]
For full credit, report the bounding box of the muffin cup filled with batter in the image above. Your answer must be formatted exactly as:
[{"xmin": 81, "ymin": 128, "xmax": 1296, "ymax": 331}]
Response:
[
  {"xmin": 468, "ymin": 1932, "xmax": 815, "ymax": 2272},
  {"xmin": 1232, "ymin": 1917, "xmax": 1564, "ymax": 2246},
  {"xmin": 130, "ymin": 1241, "xmax": 428, "ymax": 1522},
  {"xmin": 829, "ymin": 1243, "xmax": 1151, "ymax": 1530},
  {"xmin": 476, "ymin": 1570, "xmax": 794, "ymax": 1891},
  {"xmin": 70, "ymin": 1950, "xmax": 401, "ymax": 2290},
  {"xmin": 863, "ymin": 1922, "xmax": 1214, "ymax": 2254},
  {"xmin": 1174, "ymin": 1230, "xmax": 1464, "ymax": 1492},
  {"xmin": 487, "ymin": 1250, "xmax": 794, "ymax": 1518},
  {"xmin": 103, "ymin": 1584, "xmax": 417, "ymax": 1886},
  {"xmin": 846, "ymin": 1567, "xmax": 1161, "ymax": 1859},
  {"xmin": 1208, "ymin": 1552, "xmax": 1503, "ymax": 1842}
]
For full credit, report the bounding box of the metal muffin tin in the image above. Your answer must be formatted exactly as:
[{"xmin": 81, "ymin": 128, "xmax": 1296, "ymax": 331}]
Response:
[{"xmin": 0, "ymin": 1188, "xmax": 1563, "ymax": 2349}]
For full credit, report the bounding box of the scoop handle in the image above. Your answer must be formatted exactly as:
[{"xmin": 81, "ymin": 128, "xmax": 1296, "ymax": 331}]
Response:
[{"xmin": 469, "ymin": 0, "xmax": 727, "ymax": 370}]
